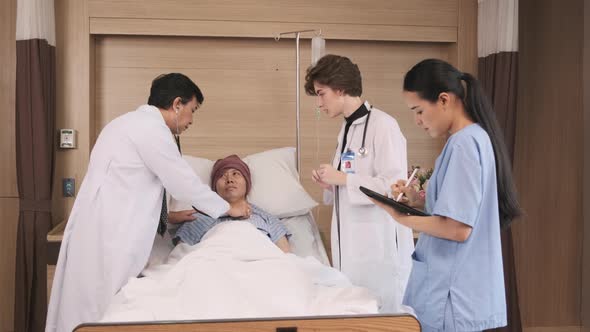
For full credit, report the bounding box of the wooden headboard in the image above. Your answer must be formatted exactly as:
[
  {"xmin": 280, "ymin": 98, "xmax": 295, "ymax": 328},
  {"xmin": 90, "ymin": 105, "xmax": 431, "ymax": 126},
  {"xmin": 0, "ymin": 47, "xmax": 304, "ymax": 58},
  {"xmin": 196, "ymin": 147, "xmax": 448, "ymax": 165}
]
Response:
[{"xmin": 54, "ymin": 0, "xmax": 477, "ymax": 257}]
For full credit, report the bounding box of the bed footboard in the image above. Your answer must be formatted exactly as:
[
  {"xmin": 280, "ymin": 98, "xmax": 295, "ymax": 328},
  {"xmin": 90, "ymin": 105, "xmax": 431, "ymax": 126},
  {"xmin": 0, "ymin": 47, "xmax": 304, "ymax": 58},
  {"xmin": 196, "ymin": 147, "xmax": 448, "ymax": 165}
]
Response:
[{"xmin": 75, "ymin": 314, "xmax": 420, "ymax": 332}]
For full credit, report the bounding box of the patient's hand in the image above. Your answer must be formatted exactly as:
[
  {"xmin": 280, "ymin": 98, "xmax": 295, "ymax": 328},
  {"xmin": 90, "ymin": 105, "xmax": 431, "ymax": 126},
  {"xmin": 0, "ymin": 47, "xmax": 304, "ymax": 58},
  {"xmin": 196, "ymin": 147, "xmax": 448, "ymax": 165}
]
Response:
[
  {"xmin": 275, "ymin": 236, "xmax": 291, "ymax": 253},
  {"xmin": 168, "ymin": 210, "xmax": 197, "ymax": 224}
]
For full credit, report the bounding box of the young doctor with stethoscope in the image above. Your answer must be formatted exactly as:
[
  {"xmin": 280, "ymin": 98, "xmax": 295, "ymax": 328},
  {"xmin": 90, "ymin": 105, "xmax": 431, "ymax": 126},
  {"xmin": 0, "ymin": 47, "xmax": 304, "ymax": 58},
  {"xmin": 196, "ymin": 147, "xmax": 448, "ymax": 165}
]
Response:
[{"xmin": 306, "ymin": 54, "xmax": 414, "ymax": 313}]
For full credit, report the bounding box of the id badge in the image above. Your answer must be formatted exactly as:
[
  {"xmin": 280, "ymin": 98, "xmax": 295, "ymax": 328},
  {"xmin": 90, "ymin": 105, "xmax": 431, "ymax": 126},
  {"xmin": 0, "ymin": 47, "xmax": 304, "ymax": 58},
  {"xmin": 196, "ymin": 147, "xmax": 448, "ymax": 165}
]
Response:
[{"xmin": 340, "ymin": 149, "xmax": 356, "ymax": 174}]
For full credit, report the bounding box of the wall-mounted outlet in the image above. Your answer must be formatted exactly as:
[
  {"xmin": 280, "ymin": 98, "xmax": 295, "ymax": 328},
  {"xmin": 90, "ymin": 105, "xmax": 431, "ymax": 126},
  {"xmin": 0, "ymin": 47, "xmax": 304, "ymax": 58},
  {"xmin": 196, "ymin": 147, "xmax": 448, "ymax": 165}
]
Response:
[
  {"xmin": 59, "ymin": 129, "xmax": 77, "ymax": 149},
  {"xmin": 63, "ymin": 178, "xmax": 75, "ymax": 197}
]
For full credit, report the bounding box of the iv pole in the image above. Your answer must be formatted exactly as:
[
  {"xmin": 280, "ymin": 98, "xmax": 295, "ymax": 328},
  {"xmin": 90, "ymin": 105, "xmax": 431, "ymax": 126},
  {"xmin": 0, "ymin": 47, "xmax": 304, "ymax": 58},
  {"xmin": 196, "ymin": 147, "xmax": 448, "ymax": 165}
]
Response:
[{"xmin": 275, "ymin": 29, "xmax": 322, "ymax": 178}]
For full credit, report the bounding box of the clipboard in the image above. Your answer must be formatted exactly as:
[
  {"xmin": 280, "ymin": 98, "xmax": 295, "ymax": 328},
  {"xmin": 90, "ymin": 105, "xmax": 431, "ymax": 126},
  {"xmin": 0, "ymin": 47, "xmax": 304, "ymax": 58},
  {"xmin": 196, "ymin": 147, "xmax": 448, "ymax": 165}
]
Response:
[{"xmin": 359, "ymin": 186, "xmax": 430, "ymax": 217}]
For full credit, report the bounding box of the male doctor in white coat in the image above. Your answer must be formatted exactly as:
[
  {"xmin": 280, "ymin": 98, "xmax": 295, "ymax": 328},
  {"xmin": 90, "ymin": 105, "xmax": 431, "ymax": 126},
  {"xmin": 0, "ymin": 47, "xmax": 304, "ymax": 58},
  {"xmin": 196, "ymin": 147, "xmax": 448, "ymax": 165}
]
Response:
[
  {"xmin": 46, "ymin": 73, "xmax": 249, "ymax": 332},
  {"xmin": 306, "ymin": 55, "xmax": 414, "ymax": 313}
]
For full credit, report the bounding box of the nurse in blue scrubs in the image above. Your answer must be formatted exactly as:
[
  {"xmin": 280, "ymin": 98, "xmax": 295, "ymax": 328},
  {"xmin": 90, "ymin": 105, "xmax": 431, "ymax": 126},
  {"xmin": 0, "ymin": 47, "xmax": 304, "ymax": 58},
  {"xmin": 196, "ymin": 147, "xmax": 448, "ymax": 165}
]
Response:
[{"xmin": 371, "ymin": 59, "xmax": 522, "ymax": 331}]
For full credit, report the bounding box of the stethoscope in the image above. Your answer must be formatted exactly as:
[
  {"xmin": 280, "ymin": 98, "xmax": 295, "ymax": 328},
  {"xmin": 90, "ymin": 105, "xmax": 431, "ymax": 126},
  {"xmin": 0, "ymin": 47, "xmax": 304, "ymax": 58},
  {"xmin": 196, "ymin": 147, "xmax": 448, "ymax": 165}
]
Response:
[
  {"xmin": 174, "ymin": 108, "xmax": 182, "ymax": 153},
  {"xmin": 352, "ymin": 103, "xmax": 372, "ymax": 157},
  {"xmin": 358, "ymin": 105, "xmax": 372, "ymax": 157}
]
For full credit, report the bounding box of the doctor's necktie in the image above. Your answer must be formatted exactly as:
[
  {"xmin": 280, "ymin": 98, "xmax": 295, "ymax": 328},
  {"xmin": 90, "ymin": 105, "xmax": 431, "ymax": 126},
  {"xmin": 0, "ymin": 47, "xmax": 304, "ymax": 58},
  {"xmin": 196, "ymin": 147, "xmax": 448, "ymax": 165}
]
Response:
[
  {"xmin": 158, "ymin": 135, "xmax": 182, "ymax": 236},
  {"xmin": 157, "ymin": 195, "xmax": 168, "ymax": 236}
]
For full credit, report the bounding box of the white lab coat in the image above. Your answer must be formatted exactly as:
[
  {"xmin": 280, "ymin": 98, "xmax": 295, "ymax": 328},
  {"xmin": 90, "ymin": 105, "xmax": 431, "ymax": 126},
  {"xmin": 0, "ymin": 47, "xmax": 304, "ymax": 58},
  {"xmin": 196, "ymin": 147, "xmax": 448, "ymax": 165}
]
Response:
[
  {"xmin": 325, "ymin": 101, "xmax": 414, "ymax": 313},
  {"xmin": 45, "ymin": 105, "xmax": 230, "ymax": 332}
]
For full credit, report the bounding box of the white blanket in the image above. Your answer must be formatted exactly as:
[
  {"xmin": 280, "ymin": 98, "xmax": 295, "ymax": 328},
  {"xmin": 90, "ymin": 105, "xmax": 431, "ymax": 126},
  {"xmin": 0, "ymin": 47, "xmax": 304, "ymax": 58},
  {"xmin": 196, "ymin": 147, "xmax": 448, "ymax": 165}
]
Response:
[{"xmin": 101, "ymin": 222, "xmax": 378, "ymax": 323}]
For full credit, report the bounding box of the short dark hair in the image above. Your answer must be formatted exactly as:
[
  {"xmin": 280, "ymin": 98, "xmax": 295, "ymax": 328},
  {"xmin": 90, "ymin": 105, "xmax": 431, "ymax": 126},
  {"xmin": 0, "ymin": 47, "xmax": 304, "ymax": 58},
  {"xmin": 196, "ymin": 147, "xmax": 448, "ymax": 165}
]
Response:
[
  {"xmin": 304, "ymin": 54, "xmax": 362, "ymax": 97},
  {"xmin": 147, "ymin": 73, "xmax": 204, "ymax": 109}
]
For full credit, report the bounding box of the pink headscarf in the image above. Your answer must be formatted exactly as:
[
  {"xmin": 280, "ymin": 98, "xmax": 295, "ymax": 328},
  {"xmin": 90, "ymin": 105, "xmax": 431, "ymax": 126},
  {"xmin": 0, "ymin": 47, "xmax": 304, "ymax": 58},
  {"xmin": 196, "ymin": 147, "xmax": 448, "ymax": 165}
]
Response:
[{"xmin": 210, "ymin": 154, "xmax": 252, "ymax": 194}]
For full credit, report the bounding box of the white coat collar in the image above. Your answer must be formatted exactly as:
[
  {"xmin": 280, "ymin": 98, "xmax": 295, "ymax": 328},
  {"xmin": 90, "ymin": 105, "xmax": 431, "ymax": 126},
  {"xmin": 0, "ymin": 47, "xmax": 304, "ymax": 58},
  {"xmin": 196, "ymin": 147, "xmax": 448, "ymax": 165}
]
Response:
[
  {"xmin": 348, "ymin": 101, "xmax": 372, "ymax": 126},
  {"xmin": 139, "ymin": 104, "xmax": 167, "ymax": 124},
  {"xmin": 139, "ymin": 104, "xmax": 160, "ymax": 114}
]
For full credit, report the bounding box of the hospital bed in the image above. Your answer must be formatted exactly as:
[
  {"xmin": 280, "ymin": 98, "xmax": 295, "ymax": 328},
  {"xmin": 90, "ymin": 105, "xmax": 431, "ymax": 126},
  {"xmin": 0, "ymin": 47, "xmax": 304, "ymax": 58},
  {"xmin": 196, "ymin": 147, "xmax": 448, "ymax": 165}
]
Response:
[
  {"xmin": 145, "ymin": 148, "xmax": 331, "ymax": 268},
  {"xmin": 71, "ymin": 148, "xmax": 419, "ymax": 331}
]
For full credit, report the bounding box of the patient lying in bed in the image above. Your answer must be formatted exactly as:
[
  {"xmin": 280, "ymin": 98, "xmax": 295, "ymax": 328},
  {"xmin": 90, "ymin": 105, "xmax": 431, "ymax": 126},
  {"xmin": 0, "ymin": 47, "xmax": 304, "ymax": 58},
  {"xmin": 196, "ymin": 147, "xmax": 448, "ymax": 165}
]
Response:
[
  {"xmin": 171, "ymin": 154, "xmax": 291, "ymax": 253},
  {"xmin": 100, "ymin": 155, "xmax": 382, "ymax": 323}
]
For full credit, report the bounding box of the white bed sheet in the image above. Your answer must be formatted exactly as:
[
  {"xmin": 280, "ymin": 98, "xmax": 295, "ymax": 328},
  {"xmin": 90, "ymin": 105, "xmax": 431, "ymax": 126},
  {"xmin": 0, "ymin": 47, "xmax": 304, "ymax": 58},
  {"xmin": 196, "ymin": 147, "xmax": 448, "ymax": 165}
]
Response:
[
  {"xmin": 102, "ymin": 222, "xmax": 377, "ymax": 323},
  {"xmin": 280, "ymin": 212, "xmax": 330, "ymax": 266},
  {"xmin": 145, "ymin": 211, "xmax": 330, "ymax": 271}
]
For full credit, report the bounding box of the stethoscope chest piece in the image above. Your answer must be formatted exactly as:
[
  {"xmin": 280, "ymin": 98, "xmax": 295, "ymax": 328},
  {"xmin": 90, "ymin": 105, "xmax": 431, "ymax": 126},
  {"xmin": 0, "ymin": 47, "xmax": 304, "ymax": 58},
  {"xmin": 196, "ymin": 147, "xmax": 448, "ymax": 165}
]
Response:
[
  {"xmin": 358, "ymin": 104, "xmax": 372, "ymax": 158},
  {"xmin": 358, "ymin": 146, "xmax": 367, "ymax": 156}
]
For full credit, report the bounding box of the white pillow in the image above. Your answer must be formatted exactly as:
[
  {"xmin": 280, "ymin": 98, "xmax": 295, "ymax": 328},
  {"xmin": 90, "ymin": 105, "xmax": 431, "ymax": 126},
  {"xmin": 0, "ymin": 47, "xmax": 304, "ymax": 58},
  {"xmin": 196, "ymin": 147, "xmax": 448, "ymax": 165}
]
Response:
[
  {"xmin": 183, "ymin": 155, "xmax": 214, "ymax": 183},
  {"xmin": 243, "ymin": 147, "xmax": 317, "ymax": 218},
  {"xmin": 281, "ymin": 213, "xmax": 330, "ymax": 266},
  {"xmin": 170, "ymin": 147, "xmax": 317, "ymax": 218},
  {"xmin": 168, "ymin": 156, "xmax": 214, "ymax": 212}
]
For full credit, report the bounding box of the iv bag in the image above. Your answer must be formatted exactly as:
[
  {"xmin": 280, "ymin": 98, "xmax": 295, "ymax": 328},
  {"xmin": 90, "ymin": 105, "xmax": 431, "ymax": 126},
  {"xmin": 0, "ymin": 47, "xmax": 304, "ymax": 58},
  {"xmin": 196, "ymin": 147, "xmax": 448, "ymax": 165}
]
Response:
[{"xmin": 311, "ymin": 36, "xmax": 326, "ymax": 65}]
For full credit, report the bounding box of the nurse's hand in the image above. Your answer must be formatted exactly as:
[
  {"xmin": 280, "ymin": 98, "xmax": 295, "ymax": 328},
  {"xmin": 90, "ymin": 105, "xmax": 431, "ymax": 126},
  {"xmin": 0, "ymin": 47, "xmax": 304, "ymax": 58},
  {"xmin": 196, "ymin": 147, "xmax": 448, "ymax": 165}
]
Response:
[
  {"xmin": 318, "ymin": 164, "xmax": 347, "ymax": 186},
  {"xmin": 312, "ymin": 169, "xmax": 333, "ymax": 191},
  {"xmin": 391, "ymin": 180, "xmax": 424, "ymax": 208},
  {"xmin": 168, "ymin": 210, "xmax": 197, "ymax": 224},
  {"xmin": 369, "ymin": 197, "xmax": 407, "ymax": 222}
]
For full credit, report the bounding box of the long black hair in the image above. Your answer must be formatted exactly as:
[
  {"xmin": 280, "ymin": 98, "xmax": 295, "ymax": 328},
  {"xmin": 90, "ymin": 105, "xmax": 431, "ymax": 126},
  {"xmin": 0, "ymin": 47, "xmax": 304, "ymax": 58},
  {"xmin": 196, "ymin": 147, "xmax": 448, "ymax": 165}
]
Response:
[{"xmin": 403, "ymin": 59, "xmax": 521, "ymax": 228}]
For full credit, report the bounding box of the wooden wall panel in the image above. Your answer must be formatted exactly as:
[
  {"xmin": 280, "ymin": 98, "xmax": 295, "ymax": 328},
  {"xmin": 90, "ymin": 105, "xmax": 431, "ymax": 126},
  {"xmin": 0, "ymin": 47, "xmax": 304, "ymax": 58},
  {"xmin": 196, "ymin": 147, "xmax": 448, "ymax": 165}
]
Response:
[
  {"xmin": 53, "ymin": 0, "xmax": 92, "ymax": 225},
  {"xmin": 0, "ymin": 198, "xmax": 19, "ymax": 332},
  {"xmin": 47, "ymin": 265, "xmax": 56, "ymax": 304},
  {"xmin": 89, "ymin": 19, "xmax": 457, "ymax": 43},
  {"xmin": 0, "ymin": 0, "xmax": 17, "ymax": 197},
  {"xmin": 513, "ymin": 0, "xmax": 584, "ymax": 327},
  {"xmin": 448, "ymin": 0, "xmax": 478, "ymax": 76},
  {"xmin": 94, "ymin": 35, "xmax": 449, "ymax": 255},
  {"xmin": 94, "ymin": 36, "xmax": 298, "ymax": 158},
  {"xmin": 0, "ymin": 0, "xmax": 18, "ymax": 331},
  {"xmin": 88, "ymin": 0, "xmax": 458, "ymax": 28}
]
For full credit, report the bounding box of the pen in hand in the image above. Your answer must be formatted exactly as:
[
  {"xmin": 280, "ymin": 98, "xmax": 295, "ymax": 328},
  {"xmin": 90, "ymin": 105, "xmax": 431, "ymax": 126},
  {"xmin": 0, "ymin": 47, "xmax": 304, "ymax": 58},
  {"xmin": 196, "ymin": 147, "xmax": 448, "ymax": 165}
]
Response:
[{"xmin": 396, "ymin": 168, "xmax": 419, "ymax": 202}]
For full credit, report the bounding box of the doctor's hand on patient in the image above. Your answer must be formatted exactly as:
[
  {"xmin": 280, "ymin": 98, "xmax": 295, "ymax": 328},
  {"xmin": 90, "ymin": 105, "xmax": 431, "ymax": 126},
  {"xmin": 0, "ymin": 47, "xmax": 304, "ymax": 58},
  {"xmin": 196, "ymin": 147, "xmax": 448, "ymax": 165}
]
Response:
[
  {"xmin": 227, "ymin": 203, "xmax": 252, "ymax": 219},
  {"xmin": 168, "ymin": 210, "xmax": 197, "ymax": 224},
  {"xmin": 315, "ymin": 164, "xmax": 347, "ymax": 186}
]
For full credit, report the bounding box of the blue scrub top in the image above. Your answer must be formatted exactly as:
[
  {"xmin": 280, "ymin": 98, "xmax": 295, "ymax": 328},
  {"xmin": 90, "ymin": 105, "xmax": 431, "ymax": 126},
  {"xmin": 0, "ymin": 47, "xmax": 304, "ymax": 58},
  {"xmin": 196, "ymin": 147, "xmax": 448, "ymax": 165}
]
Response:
[{"xmin": 403, "ymin": 124, "xmax": 506, "ymax": 331}]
